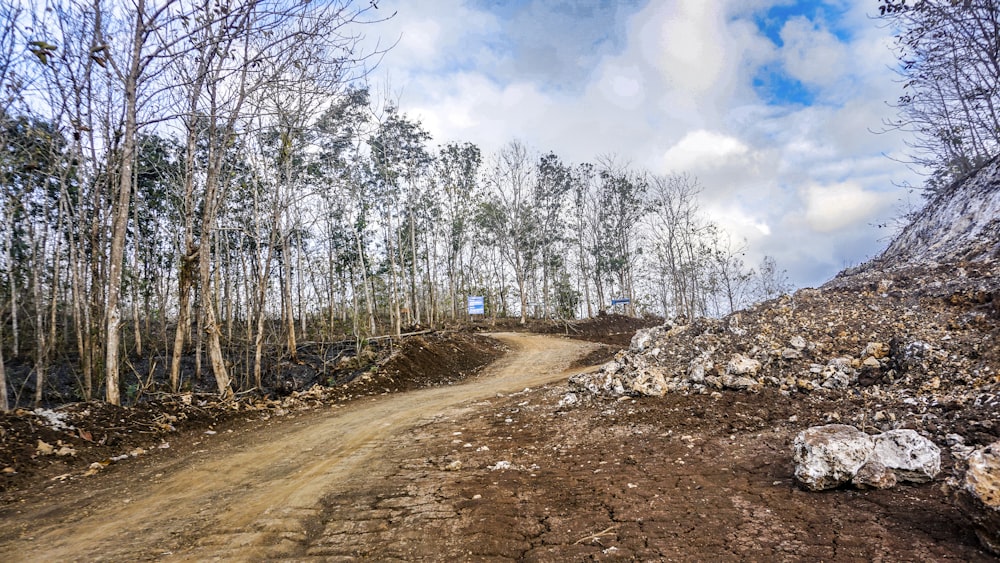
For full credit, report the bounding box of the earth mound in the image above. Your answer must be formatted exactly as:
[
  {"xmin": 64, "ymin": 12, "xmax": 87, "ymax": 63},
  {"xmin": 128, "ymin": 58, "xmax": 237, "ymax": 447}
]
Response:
[{"xmin": 0, "ymin": 331, "xmax": 503, "ymax": 496}]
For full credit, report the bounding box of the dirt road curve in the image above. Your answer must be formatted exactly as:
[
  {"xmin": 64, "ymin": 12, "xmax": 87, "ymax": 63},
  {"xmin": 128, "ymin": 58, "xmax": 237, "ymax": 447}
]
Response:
[{"xmin": 0, "ymin": 333, "xmax": 597, "ymax": 561}]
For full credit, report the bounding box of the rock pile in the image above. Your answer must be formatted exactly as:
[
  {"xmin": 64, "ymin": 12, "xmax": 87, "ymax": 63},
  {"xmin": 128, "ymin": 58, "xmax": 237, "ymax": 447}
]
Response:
[
  {"xmin": 564, "ymin": 259, "xmax": 1000, "ymax": 552},
  {"xmin": 569, "ymin": 260, "xmax": 999, "ymax": 409}
]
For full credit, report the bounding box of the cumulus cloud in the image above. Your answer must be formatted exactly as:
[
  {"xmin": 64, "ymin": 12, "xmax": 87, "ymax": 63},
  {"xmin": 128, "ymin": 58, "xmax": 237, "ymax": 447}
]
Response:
[
  {"xmin": 779, "ymin": 17, "xmax": 850, "ymax": 92},
  {"xmin": 802, "ymin": 181, "xmax": 896, "ymax": 234},
  {"xmin": 662, "ymin": 130, "xmax": 751, "ymax": 172}
]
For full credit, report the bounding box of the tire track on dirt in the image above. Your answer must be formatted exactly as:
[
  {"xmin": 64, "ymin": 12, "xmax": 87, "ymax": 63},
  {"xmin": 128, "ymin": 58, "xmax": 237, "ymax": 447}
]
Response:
[{"xmin": 0, "ymin": 333, "xmax": 599, "ymax": 561}]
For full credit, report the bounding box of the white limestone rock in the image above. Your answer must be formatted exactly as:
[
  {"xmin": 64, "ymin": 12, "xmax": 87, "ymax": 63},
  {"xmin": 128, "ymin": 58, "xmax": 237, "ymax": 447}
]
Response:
[
  {"xmin": 872, "ymin": 429, "xmax": 941, "ymax": 483},
  {"xmin": 793, "ymin": 424, "xmax": 874, "ymax": 491},
  {"xmin": 726, "ymin": 354, "xmax": 761, "ymax": 376},
  {"xmin": 556, "ymin": 392, "xmax": 579, "ymax": 409},
  {"xmin": 686, "ymin": 350, "xmax": 714, "ymax": 384},
  {"xmin": 954, "ymin": 441, "xmax": 1000, "ymax": 555},
  {"xmin": 626, "ymin": 367, "xmax": 668, "ymax": 397},
  {"xmin": 793, "ymin": 425, "xmax": 942, "ymax": 492},
  {"xmin": 853, "ymin": 458, "xmax": 897, "ymax": 490},
  {"xmin": 630, "ymin": 325, "xmax": 669, "ymax": 352},
  {"xmin": 820, "ymin": 357, "xmax": 856, "ymax": 389}
]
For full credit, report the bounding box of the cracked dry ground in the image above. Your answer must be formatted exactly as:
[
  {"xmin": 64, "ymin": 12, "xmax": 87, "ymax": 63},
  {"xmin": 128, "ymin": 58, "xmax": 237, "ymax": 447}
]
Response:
[{"xmin": 0, "ymin": 333, "xmax": 993, "ymax": 561}]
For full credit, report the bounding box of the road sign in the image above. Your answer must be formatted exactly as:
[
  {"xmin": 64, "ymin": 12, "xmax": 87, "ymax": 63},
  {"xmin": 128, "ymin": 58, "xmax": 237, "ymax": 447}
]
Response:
[
  {"xmin": 468, "ymin": 296, "xmax": 485, "ymax": 315},
  {"xmin": 610, "ymin": 298, "xmax": 631, "ymax": 306}
]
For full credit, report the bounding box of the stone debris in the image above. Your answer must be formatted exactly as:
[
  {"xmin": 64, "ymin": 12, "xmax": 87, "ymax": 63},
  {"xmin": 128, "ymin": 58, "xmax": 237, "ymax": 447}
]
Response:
[
  {"xmin": 32, "ymin": 409, "xmax": 76, "ymax": 431},
  {"xmin": 953, "ymin": 441, "xmax": 1000, "ymax": 555},
  {"xmin": 793, "ymin": 424, "xmax": 941, "ymax": 491},
  {"xmin": 565, "ymin": 261, "xmax": 1000, "ymax": 464},
  {"xmin": 35, "ymin": 440, "xmax": 55, "ymax": 456},
  {"xmin": 556, "ymin": 393, "xmax": 579, "ymax": 409}
]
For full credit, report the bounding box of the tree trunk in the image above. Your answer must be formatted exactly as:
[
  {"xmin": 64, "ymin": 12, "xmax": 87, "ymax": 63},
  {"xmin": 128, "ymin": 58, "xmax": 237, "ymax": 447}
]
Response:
[
  {"xmin": 354, "ymin": 226, "xmax": 376, "ymax": 335},
  {"xmin": 0, "ymin": 319, "xmax": 7, "ymax": 411},
  {"xmin": 199, "ymin": 156, "xmax": 233, "ymax": 398},
  {"xmin": 32, "ymin": 231, "xmax": 46, "ymax": 407},
  {"xmin": 252, "ymin": 235, "xmax": 276, "ymax": 390},
  {"xmin": 281, "ymin": 233, "xmax": 298, "ymax": 362},
  {"xmin": 5, "ymin": 224, "xmax": 18, "ymax": 359},
  {"xmin": 409, "ymin": 206, "xmax": 420, "ymax": 325},
  {"xmin": 170, "ymin": 255, "xmax": 195, "ymax": 392}
]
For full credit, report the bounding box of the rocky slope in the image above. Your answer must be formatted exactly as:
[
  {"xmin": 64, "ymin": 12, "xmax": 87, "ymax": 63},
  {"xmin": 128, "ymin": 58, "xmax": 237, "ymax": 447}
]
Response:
[{"xmin": 870, "ymin": 155, "xmax": 1000, "ymax": 268}]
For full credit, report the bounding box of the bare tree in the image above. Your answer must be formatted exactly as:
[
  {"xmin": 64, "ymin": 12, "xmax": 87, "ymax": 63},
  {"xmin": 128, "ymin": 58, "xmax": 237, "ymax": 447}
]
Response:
[
  {"xmin": 879, "ymin": 0, "xmax": 1000, "ymax": 190},
  {"xmin": 752, "ymin": 255, "xmax": 791, "ymax": 302},
  {"xmin": 479, "ymin": 141, "xmax": 537, "ymax": 324}
]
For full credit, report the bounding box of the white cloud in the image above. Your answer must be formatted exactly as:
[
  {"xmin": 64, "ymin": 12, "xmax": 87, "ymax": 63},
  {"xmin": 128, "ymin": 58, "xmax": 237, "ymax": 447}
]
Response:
[
  {"xmin": 368, "ymin": 1, "xmax": 501, "ymax": 74},
  {"xmin": 779, "ymin": 17, "xmax": 849, "ymax": 91},
  {"xmin": 398, "ymin": 19, "xmax": 442, "ymax": 63},
  {"xmin": 802, "ymin": 181, "xmax": 895, "ymax": 233},
  {"xmin": 597, "ymin": 65, "xmax": 646, "ymax": 110},
  {"xmin": 662, "ymin": 130, "xmax": 750, "ymax": 171}
]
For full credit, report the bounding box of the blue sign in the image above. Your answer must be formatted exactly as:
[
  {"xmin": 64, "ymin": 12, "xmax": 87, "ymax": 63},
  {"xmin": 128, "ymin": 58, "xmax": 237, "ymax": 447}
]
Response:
[
  {"xmin": 468, "ymin": 296, "xmax": 485, "ymax": 315},
  {"xmin": 610, "ymin": 298, "xmax": 631, "ymax": 306}
]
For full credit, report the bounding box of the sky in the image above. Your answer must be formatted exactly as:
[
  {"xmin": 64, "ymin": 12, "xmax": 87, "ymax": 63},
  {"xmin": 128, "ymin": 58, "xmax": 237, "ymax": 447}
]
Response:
[{"xmin": 361, "ymin": 0, "xmax": 922, "ymax": 289}]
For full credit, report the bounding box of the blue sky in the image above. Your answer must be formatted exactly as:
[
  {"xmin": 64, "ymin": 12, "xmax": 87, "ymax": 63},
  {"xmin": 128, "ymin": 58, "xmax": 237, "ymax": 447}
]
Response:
[{"xmin": 365, "ymin": 0, "xmax": 920, "ymax": 288}]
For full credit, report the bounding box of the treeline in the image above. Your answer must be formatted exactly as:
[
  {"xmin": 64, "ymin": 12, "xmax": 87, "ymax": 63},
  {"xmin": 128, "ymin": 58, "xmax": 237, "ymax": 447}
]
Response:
[{"xmin": 0, "ymin": 0, "xmax": 787, "ymax": 408}]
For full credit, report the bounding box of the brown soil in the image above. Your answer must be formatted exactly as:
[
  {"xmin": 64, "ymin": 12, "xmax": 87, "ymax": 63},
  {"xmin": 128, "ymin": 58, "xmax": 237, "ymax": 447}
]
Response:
[{"xmin": 0, "ymin": 332, "xmax": 992, "ymax": 561}]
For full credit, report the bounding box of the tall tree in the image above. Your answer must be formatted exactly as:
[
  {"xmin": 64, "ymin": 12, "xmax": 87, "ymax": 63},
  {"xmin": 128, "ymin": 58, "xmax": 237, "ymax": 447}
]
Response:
[
  {"xmin": 596, "ymin": 157, "xmax": 647, "ymax": 316},
  {"xmin": 368, "ymin": 105, "xmax": 432, "ymax": 334},
  {"xmin": 479, "ymin": 141, "xmax": 537, "ymax": 324},
  {"xmin": 98, "ymin": 0, "xmax": 181, "ymax": 405},
  {"xmin": 533, "ymin": 152, "xmax": 571, "ymax": 318},
  {"xmin": 434, "ymin": 142, "xmax": 481, "ymax": 319}
]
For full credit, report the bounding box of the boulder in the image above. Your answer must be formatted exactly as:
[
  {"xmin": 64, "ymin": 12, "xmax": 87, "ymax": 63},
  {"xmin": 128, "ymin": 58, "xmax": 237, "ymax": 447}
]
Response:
[
  {"xmin": 821, "ymin": 357, "xmax": 856, "ymax": 389},
  {"xmin": 630, "ymin": 325, "xmax": 668, "ymax": 352},
  {"xmin": 872, "ymin": 429, "xmax": 941, "ymax": 483},
  {"xmin": 726, "ymin": 354, "xmax": 761, "ymax": 376},
  {"xmin": 626, "ymin": 367, "xmax": 668, "ymax": 397},
  {"xmin": 793, "ymin": 425, "xmax": 941, "ymax": 491},
  {"xmin": 781, "ymin": 347, "xmax": 802, "ymax": 360},
  {"xmin": 686, "ymin": 350, "xmax": 714, "ymax": 384},
  {"xmin": 793, "ymin": 425, "xmax": 874, "ymax": 491},
  {"xmin": 721, "ymin": 374, "xmax": 761, "ymax": 392},
  {"xmin": 862, "ymin": 341, "xmax": 890, "ymax": 359},
  {"xmin": 954, "ymin": 441, "xmax": 1000, "ymax": 555}
]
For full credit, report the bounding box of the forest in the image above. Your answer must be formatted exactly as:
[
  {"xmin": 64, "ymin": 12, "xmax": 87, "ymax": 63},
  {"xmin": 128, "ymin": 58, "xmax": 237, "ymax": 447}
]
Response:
[{"xmin": 0, "ymin": 1, "xmax": 795, "ymax": 409}]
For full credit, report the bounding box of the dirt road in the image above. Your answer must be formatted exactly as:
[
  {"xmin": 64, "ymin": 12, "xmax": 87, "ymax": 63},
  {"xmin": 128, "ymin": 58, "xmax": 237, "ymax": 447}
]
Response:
[{"xmin": 0, "ymin": 333, "xmax": 598, "ymax": 561}]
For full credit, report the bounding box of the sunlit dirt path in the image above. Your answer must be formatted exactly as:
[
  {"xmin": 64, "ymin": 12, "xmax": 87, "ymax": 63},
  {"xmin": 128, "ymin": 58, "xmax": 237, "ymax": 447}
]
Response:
[{"xmin": 0, "ymin": 333, "xmax": 598, "ymax": 561}]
